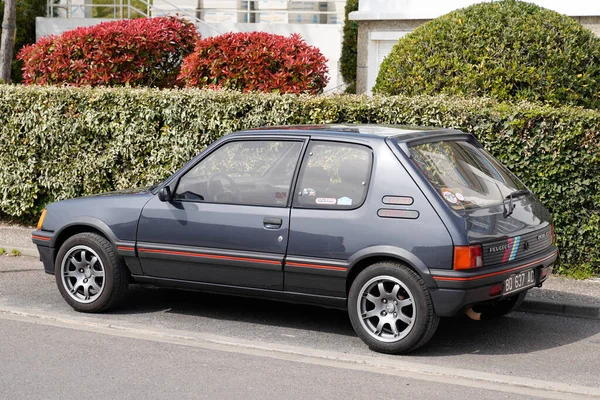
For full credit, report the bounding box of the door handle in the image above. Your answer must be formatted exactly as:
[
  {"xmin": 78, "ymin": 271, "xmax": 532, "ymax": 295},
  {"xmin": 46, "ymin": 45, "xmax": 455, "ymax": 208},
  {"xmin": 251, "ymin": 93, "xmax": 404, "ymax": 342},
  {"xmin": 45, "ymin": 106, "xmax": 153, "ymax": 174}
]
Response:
[{"xmin": 263, "ymin": 217, "xmax": 283, "ymax": 229}]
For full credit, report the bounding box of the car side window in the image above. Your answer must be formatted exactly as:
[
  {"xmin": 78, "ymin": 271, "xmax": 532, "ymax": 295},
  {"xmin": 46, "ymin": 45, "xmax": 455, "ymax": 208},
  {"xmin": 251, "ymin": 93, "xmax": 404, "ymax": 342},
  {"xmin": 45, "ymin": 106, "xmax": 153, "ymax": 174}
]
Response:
[
  {"xmin": 174, "ymin": 140, "xmax": 303, "ymax": 207},
  {"xmin": 294, "ymin": 141, "xmax": 372, "ymax": 209}
]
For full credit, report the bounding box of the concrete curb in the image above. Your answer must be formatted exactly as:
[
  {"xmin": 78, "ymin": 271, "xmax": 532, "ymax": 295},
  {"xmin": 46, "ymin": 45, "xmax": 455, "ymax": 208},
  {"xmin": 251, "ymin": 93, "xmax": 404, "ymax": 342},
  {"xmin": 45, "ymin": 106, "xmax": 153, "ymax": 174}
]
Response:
[
  {"xmin": 0, "ymin": 244, "xmax": 38, "ymax": 258},
  {"xmin": 518, "ymin": 298, "xmax": 600, "ymax": 320}
]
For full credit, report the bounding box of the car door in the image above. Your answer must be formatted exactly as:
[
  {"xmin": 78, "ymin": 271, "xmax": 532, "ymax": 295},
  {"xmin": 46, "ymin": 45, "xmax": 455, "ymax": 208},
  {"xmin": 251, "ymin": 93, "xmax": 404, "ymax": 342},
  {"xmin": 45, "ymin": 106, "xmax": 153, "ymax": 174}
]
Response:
[
  {"xmin": 137, "ymin": 137, "xmax": 306, "ymax": 290},
  {"xmin": 285, "ymin": 139, "xmax": 374, "ymax": 297}
]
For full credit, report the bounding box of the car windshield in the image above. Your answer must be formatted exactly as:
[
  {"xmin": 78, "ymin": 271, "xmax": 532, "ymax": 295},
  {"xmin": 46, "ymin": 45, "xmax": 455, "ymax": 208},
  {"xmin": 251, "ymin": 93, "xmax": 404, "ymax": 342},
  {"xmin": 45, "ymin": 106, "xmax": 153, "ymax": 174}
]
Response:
[{"xmin": 409, "ymin": 140, "xmax": 527, "ymax": 211}]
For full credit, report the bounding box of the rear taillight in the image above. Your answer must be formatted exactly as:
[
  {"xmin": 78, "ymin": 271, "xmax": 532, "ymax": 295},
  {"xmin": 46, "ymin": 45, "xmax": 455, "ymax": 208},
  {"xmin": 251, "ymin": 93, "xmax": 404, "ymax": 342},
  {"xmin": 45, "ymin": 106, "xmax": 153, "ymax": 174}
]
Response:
[
  {"xmin": 489, "ymin": 283, "xmax": 503, "ymax": 297},
  {"xmin": 550, "ymin": 224, "xmax": 555, "ymax": 245},
  {"xmin": 453, "ymin": 245, "xmax": 483, "ymax": 270}
]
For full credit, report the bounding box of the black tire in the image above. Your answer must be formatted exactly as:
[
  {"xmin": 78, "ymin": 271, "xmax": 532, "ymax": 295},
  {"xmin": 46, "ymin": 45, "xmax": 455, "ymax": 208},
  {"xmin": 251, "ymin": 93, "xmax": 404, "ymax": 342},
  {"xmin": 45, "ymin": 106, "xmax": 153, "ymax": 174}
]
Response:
[
  {"xmin": 473, "ymin": 291, "xmax": 527, "ymax": 320},
  {"xmin": 55, "ymin": 232, "xmax": 128, "ymax": 312},
  {"xmin": 348, "ymin": 261, "xmax": 439, "ymax": 354}
]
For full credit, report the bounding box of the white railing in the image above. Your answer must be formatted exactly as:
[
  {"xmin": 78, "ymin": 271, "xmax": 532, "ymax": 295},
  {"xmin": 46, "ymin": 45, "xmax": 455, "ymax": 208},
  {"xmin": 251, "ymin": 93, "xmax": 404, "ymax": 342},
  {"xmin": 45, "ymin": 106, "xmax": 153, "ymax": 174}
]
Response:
[
  {"xmin": 47, "ymin": 0, "xmax": 347, "ymax": 25},
  {"xmin": 48, "ymin": 0, "xmax": 151, "ymax": 19},
  {"xmin": 47, "ymin": 0, "xmax": 221, "ymax": 33}
]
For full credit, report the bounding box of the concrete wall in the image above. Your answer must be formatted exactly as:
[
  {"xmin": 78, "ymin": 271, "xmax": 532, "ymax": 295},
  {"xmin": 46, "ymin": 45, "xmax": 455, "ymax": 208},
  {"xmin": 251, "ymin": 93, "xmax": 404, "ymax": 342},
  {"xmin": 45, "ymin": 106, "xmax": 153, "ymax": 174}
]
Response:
[
  {"xmin": 352, "ymin": 0, "xmax": 600, "ymax": 20},
  {"xmin": 579, "ymin": 16, "xmax": 600, "ymax": 36},
  {"xmin": 354, "ymin": 19, "xmax": 425, "ymax": 94},
  {"xmin": 36, "ymin": 17, "xmax": 118, "ymax": 40}
]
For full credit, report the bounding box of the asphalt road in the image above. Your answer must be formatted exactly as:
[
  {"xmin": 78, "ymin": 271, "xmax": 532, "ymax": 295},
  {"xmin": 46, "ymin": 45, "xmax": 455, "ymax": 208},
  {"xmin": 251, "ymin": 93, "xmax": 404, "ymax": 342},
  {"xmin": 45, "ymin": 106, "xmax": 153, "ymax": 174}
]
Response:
[{"xmin": 0, "ymin": 256, "xmax": 599, "ymax": 400}]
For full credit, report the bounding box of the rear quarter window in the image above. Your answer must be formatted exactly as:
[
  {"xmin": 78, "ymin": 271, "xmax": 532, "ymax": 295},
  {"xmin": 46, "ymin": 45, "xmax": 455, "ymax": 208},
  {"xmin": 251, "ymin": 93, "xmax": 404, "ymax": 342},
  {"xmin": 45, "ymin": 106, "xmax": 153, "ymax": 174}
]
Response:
[{"xmin": 294, "ymin": 141, "xmax": 373, "ymax": 210}]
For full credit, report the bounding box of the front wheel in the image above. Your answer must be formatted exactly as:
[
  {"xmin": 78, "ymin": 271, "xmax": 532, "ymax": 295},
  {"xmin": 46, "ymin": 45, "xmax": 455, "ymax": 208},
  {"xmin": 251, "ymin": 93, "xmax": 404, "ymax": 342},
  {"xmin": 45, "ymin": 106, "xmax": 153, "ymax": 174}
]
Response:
[
  {"xmin": 55, "ymin": 232, "xmax": 128, "ymax": 313},
  {"xmin": 348, "ymin": 261, "xmax": 439, "ymax": 354}
]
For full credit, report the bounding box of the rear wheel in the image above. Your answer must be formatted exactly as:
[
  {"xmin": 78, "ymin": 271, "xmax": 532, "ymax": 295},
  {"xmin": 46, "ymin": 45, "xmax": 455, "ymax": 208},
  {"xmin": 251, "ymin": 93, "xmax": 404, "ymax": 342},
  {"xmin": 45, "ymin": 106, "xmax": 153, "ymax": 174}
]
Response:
[
  {"xmin": 473, "ymin": 291, "xmax": 527, "ymax": 320},
  {"xmin": 55, "ymin": 232, "xmax": 128, "ymax": 312},
  {"xmin": 348, "ymin": 261, "xmax": 439, "ymax": 354}
]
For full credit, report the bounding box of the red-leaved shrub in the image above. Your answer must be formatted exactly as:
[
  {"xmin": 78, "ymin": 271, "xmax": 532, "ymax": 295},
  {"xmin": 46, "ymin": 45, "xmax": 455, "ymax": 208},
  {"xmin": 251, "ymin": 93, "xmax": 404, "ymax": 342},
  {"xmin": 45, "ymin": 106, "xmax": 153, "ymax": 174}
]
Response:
[
  {"xmin": 178, "ymin": 32, "xmax": 329, "ymax": 94},
  {"xmin": 17, "ymin": 17, "xmax": 198, "ymax": 87}
]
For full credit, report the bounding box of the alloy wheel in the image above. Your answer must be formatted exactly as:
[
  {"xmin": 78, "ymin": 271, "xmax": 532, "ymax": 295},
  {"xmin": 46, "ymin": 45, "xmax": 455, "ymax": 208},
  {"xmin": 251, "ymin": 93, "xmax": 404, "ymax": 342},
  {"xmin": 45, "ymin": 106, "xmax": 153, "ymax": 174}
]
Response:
[
  {"xmin": 357, "ymin": 275, "xmax": 416, "ymax": 343},
  {"xmin": 60, "ymin": 245, "xmax": 105, "ymax": 304}
]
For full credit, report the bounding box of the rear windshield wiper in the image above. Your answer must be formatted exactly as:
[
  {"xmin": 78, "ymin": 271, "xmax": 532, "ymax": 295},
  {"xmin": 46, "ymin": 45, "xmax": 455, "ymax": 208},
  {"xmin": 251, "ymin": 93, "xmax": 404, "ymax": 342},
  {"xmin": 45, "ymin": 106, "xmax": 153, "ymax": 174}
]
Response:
[
  {"xmin": 505, "ymin": 189, "xmax": 530, "ymax": 199},
  {"xmin": 503, "ymin": 189, "xmax": 530, "ymax": 218}
]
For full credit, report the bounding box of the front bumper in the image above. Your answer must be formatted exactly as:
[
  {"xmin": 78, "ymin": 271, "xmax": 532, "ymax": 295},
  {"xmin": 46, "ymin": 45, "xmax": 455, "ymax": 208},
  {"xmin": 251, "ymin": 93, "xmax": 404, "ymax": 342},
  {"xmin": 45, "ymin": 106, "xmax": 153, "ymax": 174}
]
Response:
[
  {"xmin": 429, "ymin": 246, "xmax": 558, "ymax": 317},
  {"xmin": 32, "ymin": 230, "xmax": 55, "ymax": 275}
]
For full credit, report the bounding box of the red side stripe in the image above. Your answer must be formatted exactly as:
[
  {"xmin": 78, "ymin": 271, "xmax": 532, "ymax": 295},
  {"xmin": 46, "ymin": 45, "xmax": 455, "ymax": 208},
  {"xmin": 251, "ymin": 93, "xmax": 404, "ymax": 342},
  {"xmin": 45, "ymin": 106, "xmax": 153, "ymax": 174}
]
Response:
[
  {"xmin": 117, "ymin": 246, "xmax": 135, "ymax": 251},
  {"xmin": 286, "ymin": 261, "xmax": 347, "ymax": 272},
  {"xmin": 32, "ymin": 235, "xmax": 50, "ymax": 241},
  {"xmin": 433, "ymin": 252, "xmax": 557, "ymax": 282},
  {"xmin": 137, "ymin": 248, "xmax": 281, "ymax": 265}
]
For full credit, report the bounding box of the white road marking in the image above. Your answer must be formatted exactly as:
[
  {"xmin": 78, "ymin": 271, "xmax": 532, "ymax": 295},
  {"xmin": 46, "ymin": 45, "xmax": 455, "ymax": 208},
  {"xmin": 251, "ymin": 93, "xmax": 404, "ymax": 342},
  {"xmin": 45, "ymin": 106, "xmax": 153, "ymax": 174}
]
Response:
[{"xmin": 0, "ymin": 305, "xmax": 598, "ymax": 400}]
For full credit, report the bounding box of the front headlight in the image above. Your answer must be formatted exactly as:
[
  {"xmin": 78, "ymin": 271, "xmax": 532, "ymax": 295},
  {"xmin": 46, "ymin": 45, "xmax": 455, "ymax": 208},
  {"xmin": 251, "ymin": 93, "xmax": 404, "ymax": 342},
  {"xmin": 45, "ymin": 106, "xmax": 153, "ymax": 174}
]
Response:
[{"xmin": 37, "ymin": 209, "xmax": 47, "ymax": 230}]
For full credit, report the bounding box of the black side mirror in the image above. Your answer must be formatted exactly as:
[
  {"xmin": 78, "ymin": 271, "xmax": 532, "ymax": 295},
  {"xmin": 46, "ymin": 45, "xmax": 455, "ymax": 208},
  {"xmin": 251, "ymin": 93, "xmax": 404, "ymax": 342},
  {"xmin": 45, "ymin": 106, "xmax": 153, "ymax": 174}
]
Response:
[{"xmin": 158, "ymin": 186, "xmax": 172, "ymax": 202}]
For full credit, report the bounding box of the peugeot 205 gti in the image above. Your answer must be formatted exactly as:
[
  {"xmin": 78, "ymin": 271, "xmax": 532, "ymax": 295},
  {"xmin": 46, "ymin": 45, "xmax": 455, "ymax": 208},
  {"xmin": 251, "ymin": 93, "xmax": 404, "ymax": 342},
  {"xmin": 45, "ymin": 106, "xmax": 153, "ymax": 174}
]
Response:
[{"xmin": 32, "ymin": 125, "xmax": 557, "ymax": 354}]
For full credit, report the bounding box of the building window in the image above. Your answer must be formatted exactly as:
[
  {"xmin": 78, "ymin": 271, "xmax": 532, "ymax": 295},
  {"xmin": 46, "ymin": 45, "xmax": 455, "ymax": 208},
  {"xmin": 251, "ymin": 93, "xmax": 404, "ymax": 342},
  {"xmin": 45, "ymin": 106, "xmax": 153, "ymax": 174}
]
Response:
[{"xmin": 367, "ymin": 31, "xmax": 411, "ymax": 93}]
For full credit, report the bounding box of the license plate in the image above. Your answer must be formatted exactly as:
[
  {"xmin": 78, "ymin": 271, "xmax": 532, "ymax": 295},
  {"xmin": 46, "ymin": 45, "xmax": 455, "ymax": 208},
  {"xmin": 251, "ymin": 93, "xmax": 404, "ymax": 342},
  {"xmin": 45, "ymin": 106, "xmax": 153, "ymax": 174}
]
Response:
[{"xmin": 504, "ymin": 269, "xmax": 536, "ymax": 296}]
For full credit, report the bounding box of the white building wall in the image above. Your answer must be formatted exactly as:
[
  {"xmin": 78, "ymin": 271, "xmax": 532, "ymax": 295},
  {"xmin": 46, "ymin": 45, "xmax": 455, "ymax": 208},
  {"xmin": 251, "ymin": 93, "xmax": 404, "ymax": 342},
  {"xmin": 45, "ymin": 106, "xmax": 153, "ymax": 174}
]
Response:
[
  {"xmin": 36, "ymin": 17, "xmax": 115, "ymax": 38},
  {"xmin": 352, "ymin": 0, "xmax": 600, "ymax": 20}
]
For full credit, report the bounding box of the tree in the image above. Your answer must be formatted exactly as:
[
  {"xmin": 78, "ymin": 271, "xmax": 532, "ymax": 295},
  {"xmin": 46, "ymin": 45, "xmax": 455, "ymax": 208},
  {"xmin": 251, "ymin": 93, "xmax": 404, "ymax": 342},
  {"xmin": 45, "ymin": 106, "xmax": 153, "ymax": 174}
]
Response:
[
  {"xmin": 0, "ymin": 0, "xmax": 46, "ymax": 82},
  {"xmin": 339, "ymin": 0, "xmax": 358, "ymax": 93},
  {"xmin": 178, "ymin": 32, "xmax": 329, "ymax": 94},
  {"xmin": 18, "ymin": 17, "xmax": 198, "ymax": 87},
  {"xmin": 0, "ymin": 0, "xmax": 16, "ymax": 83}
]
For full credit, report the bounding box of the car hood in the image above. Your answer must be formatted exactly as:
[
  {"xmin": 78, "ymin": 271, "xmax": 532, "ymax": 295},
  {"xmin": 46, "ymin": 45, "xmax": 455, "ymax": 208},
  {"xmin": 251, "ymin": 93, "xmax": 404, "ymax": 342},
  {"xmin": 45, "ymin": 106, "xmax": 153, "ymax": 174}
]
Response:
[
  {"xmin": 84, "ymin": 186, "xmax": 155, "ymax": 198},
  {"xmin": 42, "ymin": 187, "xmax": 155, "ymax": 239}
]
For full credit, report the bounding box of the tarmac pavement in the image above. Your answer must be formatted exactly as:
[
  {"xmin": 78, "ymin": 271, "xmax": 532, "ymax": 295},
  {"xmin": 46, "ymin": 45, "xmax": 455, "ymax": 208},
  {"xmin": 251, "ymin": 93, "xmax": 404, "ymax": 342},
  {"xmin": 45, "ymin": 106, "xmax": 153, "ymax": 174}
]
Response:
[{"xmin": 0, "ymin": 247, "xmax": 599, "ymax": 399}]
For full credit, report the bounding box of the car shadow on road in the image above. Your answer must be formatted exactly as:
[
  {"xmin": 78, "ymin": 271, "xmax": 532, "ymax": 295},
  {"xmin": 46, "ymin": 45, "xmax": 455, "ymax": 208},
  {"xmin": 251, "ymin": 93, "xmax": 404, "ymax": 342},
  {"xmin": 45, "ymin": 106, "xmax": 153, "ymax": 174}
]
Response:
[
  {"xmin": 107, "ymin": 285, "xmax": 600, "ymax": 355},
  {"xmin": 109, "ymin": 284, "xmax": 357, "ymax": 337},
  {"xmin": 416, "ymin": 312, "xmax": 600, "ymax": 357}
]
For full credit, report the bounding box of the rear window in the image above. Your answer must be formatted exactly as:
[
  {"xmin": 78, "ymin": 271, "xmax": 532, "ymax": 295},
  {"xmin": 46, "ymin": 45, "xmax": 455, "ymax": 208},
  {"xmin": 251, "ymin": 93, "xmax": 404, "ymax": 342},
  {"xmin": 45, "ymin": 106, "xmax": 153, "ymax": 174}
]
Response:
[{"xmin": 410, "ymin": 140, "xmax": 527, "ymax": 210}]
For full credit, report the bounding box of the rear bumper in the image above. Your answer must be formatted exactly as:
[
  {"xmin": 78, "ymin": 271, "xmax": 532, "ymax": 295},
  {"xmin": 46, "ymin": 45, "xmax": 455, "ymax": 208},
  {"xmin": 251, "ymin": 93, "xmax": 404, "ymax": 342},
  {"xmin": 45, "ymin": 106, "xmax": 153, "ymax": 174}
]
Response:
[{"xmin": 429, "ymin": 246, "xmax": 558, "ymax": 317}]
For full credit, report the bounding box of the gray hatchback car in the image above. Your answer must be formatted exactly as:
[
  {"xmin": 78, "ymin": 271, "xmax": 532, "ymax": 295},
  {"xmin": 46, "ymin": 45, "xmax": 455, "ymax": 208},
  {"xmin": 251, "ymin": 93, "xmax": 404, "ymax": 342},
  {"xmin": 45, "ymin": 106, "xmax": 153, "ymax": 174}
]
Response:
[{"xmin": 32, "ymin": 124, "xmax": 558, "ymax": 354}]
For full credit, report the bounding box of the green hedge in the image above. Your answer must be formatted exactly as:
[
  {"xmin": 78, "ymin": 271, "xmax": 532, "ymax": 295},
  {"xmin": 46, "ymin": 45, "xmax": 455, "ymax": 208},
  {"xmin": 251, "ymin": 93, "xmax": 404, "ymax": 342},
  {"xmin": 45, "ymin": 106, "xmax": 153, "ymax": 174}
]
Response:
[
  {"xmin": 375, "ymin": 0, "xmax": 600, "ymax": 109},
  {"xmin": 0, "ymin": 86, "xmax": 598, "ymax": 275}
]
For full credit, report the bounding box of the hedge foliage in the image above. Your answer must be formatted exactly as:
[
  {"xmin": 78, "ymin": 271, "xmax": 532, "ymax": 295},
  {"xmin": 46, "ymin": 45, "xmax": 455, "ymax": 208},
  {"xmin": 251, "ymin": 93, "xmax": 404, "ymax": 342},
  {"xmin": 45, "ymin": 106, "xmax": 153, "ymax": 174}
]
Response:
[
  {"xmin": 17, "ymin": 17, "xmax": 198, "ymax": 87},
  {"xmin": 178, "ymin": 32, "xmax": 329, "ymax": 94},
  {"xmin": 339, "ymin": 0, "xmax": 359, "ymax": 93},
  {"xmin": 375, "ymin": 0, "xmax": 600, "ymax": 109},
  {"xmin": 0, "ymin": 86, "xmax": 598, "ymax": 275}
]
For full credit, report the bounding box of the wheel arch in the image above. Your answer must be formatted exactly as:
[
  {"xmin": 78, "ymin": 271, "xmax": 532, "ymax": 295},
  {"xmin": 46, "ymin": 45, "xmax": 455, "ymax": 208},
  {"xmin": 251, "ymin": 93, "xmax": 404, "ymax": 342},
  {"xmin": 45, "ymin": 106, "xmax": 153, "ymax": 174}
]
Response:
[
  {"xmin": 52, "ymin": 217, "xmax": 118, "ymax": 260},
  {"xmin": 346, "ymin": 246, "xmax": 437, "ymax": 295}
]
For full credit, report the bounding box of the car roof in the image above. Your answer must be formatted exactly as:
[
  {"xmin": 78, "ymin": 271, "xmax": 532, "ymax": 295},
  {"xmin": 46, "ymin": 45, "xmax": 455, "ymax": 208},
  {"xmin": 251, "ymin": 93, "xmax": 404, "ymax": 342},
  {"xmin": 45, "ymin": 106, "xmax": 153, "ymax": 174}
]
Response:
[{"xmin": 235, "ymin": 124, "xmax": 466, "ymax": 142}]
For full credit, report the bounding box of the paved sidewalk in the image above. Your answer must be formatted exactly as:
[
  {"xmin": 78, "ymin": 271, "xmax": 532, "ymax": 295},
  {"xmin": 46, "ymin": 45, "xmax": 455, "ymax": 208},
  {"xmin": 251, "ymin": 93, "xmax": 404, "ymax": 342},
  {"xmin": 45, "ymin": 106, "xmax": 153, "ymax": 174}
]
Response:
[
  {"xmin": 1, "ymin": 222, "xmax": 598, "ymax": 319},
  {"xmin": 0, "ymin": 223, "xmax": 37, "ymax": 257},
  {"xmin": 522, "ymin": 276, "xmax": 600, "ymax": 319}
]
